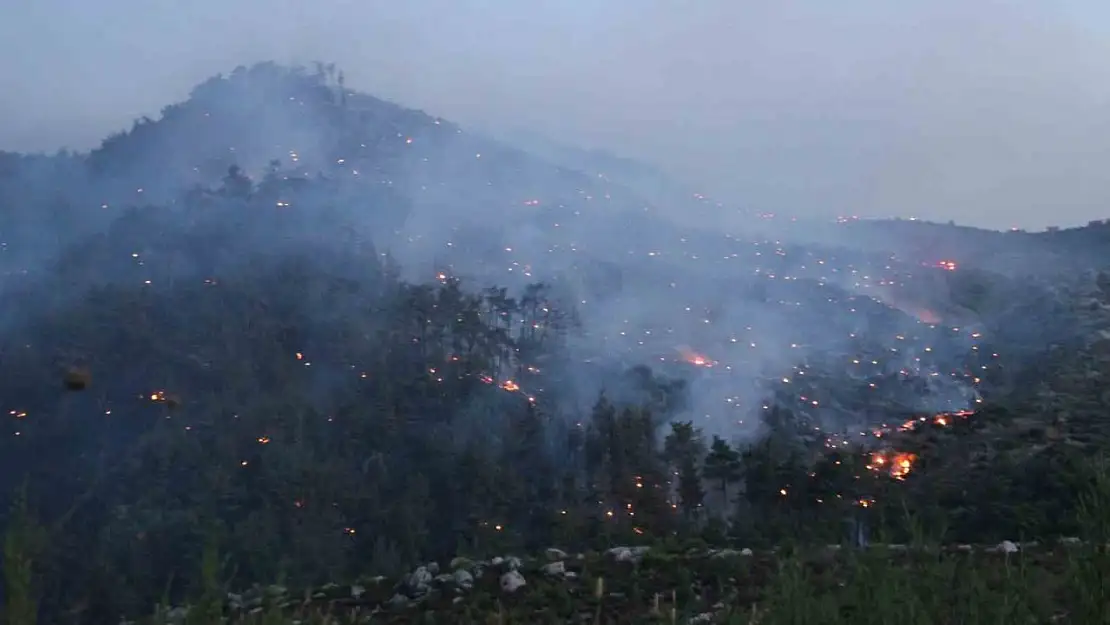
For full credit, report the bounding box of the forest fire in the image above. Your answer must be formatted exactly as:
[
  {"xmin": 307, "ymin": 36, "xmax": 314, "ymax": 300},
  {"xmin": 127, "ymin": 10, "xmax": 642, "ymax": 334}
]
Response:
[
  {"xmin": 856, "ymin": 409, "xmax": 977, "ymax": 480},
  {"xmin": 896, "ymin": 409, "xmax": 974, "ymax": 432},
  {"xmin": 812, "ymin": 408, "xmax": 980, "ymax": 496},
  {"xmin": 677, "ymin": 347, "xmax": 716, "ymax": 368},
  {"xmin": 146, "ymin": 390, "xmax": 181, "ymax": 410},
  {"xmin": 866, "ymin": 409, "xmax": 977, "ymax": 438},
  {"xmin": 0, "ymin": 60, "xmax": 1062, "ymax": 623},
  {"xmin": 868, "ymin": 451, "xmax": 917, "ymax": 480},
  {"xmin": 475, "ymin": 374, "xmax": 535, "ymax": 402}
]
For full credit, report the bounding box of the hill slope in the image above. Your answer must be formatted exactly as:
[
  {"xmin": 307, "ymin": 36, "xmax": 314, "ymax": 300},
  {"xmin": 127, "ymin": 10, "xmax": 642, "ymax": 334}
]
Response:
[{"xmin": 0, "ymin": 62, "xmax": 1108, "ymax": 622}]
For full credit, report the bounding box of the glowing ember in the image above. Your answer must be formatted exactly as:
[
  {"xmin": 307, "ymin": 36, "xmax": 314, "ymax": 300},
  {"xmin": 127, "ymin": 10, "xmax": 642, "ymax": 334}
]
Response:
[
  {"xmin": 897, "ymin": 409, "xmax": 974, "ymax": 432},
  {"xmin": 868, "ymin": 451, "xmax": 917, "ymax": 480},
  {"xmin": 677, "ymin": 346, "xmax": 716, "ymax": 368}
]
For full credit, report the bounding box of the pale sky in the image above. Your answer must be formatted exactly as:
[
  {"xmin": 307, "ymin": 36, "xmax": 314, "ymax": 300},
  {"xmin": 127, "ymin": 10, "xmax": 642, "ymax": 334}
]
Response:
[{"xmin": 2, "ymin": 0, "xmax": 1110, "ymax": 230}]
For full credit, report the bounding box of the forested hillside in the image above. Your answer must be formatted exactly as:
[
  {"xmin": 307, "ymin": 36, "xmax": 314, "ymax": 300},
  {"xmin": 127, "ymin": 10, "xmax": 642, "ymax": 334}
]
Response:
[{"xmin": 2, "ymin": 63, "xmax": 1109, "ymax": 624}]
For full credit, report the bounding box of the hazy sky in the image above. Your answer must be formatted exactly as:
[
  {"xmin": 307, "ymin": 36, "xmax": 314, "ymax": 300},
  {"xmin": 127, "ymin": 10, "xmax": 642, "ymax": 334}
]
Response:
[{"xmin": 2, "ymin": 0, "xmax": 1109, "ymax": 230}]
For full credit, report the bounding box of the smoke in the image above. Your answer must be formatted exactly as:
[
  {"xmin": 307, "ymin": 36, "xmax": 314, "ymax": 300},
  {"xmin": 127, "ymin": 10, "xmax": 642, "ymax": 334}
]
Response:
[
  {"xmin": 5, "ymin": 1, "xmax": 1110, "ymax": 229},
  {"xmin": 0, "ymin": 60, "xmax": 1040, "ymax": 458}
]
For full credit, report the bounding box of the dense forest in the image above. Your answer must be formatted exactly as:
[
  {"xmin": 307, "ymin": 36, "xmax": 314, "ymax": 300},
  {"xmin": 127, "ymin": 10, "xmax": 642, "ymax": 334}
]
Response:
[{"xmin": 2, "ymin": 63, "xmax": 1110, "ymax": 623}]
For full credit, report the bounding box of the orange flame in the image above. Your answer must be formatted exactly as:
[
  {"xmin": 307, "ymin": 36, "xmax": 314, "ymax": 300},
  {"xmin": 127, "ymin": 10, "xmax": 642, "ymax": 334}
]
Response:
[
  {"xmin": 677, "ymin": 346, "xmax": 715, "ymax": 368},
  {"xmin": 868, "ymin": 451, "xmax": 917, "ymax": 480}
]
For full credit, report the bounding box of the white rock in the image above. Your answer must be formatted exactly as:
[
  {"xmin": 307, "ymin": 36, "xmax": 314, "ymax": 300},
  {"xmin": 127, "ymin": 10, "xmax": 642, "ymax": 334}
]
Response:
[
  {"xmin": 541, "ymin": 561, "xmax": 566, "ymax": 576},
  {"xmin": 607, "ymin": 545, "xmax": 650, "ymax": 563},
  {"xmin": 350, "ymin": 585, "xmax": 365, "ymax": 599},
  {"xmin": 710, "ymin": 547, "xmax": 754, "ymax": 558},
  {"xmin": 545, "ymin": 547, "xmax": 568, "ymax": 560},
  {"xmin": 453, "ymin": 568, "xmax": 474, "ymax": 589},
  {"xmin": 997, "ymin": 540, "xmax": 1019, "ymax": 554},
  {"xmin": 610, "ymin": 547, "xmax": 633, "ymax": 562},
  {"xmin": 406, "ymin": 566, "xmax": 433, "ymax": 595},
  {"xmin": 500, "ymin": 570, "xmax": 527, "ymax": 593},
  {"xmin": 408, "ymin": 566, "xmax": 433, "ymax": 586}
]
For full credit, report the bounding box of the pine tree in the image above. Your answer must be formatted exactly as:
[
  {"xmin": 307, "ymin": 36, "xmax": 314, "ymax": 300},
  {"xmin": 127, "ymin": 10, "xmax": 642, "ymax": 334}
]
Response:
[
  {"xmin": 663, "ymin": 421, "xmax": 706, "ymax": 522},
  {"xmin": 703, "ymin": 436, "xmax": 742, "ymax": 514}
]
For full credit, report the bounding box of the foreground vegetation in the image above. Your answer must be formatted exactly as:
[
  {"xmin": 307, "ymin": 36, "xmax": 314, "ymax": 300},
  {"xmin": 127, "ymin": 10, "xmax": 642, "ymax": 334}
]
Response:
[
  {"xmin": 3, "ymin": 464, "xmax": 1108, "ymax": 624},
  {"xmin": 10, "ymin": 522, "xmax": 1110, "ymax": 624},
  {"xmin": 148, "ymin": 545, "xmax": 1110, "ymax": 624}
]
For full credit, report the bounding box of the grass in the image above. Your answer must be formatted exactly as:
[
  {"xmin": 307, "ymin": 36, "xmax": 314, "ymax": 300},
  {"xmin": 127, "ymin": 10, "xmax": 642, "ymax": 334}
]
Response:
[
  {"xmin": 7, "ymin": 470, "xmax": 1110, "ymax": 624},
  {"xmin": 4, "ymin": 519, "xmax": 1110, "ymax": 624},
  {"xmin": 115, "ymin": 540, "xmax": 1107, "ymax": 625}
]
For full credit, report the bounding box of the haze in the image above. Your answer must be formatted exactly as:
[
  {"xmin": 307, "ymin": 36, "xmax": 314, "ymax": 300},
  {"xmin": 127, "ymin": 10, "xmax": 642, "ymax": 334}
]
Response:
[{"xmin": 3, "ymin": 0, "xmax": 1110, "ymax": 230}]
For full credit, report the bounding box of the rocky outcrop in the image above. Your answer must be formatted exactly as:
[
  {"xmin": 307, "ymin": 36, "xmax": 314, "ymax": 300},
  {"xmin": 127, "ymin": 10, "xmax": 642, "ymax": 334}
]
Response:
[{"xmin": 135, "ymin": 538, "xmax": 1094, "ymax": 624}]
